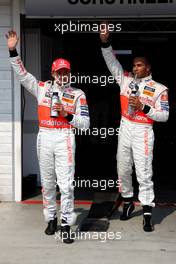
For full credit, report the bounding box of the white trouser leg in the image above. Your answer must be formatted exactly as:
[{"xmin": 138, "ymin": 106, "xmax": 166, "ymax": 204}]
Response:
[
  {"xmin": 117, "ymin": 120, "xmax": 134, "ymax": 198},
  {"xmin": 37, "ymin": 131, "xmax": 57, "ymax": 222},
  {"xmin": 55, "ymin": 132, "xmax": 76, "ymax": 224},
  {"xmin": 132, "ymin": 126, "xmax": 155, "ymax": 206}
]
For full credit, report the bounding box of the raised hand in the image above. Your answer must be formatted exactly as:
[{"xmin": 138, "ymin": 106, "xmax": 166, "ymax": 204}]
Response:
[
  {"xmin": 100, "ymin": 22, "xmax": 109, "ymax": 43},
  {"xmin": 6, "ymin": 30, "xmax": 19, "ymax": 51}
]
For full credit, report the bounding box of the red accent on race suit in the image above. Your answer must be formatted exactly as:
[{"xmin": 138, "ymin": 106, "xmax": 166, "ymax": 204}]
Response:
[
  {"xmin": 80, "ymin": 98, "xmax": 87, "ymax": 105},
  {"xmin": 120, "ymin": 95, "xmax": 154, "ymax": 124},
  {"xmin": 144, "ymin": 130, "xmax": 149, "ymax": 156},
  {"xmin": 161, "ymin": 94, "xmax": 168, "ymax": 101},
  {"xmin": 67, "ymin": 136, "xmax": 73, "ymax": 165},
  {"xmin": 38, "ymin": 81, "xmax": 45, "ymax": 87},
  {"xmin": 38, "ymin": 105, "xmax": 73, "ymax": 129},
  {"xmin": 124, "ymin": 71, "xmax": 129, "ymax": 77}
]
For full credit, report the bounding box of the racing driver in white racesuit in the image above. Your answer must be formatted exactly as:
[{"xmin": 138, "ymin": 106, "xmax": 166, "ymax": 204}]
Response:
[
  {"xmin": 100, "ymin": 25, "xmax": 169, "ymax": 232},
  {"xmin": 7, "ymin": 30, "xmax": 90, "ymax": 243}
]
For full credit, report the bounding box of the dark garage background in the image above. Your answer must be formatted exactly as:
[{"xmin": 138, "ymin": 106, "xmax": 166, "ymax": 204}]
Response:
[{"xmin": 22, "ymin": 18, "xmax": 176, "ymax": 201}]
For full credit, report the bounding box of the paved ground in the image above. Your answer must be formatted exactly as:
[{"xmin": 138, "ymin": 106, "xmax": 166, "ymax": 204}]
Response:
[{"xmin": 0, "ymin": 201, "xmax": 176, "ymax": 264}]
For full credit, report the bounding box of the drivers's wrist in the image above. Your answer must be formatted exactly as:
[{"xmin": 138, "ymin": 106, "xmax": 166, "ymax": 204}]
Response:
[{"xmin": 9, "ymin": 49, "xmax": 18, "ymax": 57}]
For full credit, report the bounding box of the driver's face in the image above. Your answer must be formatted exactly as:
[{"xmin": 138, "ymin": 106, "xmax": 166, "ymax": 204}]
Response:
[
  {"xmin": 53, "ymin": 68, "xmax": 70, "ymax": 85},
  {"xmin": 132, "ymin": 59, "xmax": 150, "ymax": 78}
]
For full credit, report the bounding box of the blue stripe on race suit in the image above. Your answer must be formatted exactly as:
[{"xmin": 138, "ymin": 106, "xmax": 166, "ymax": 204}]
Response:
[
  {"xmin": 162, "ymin": 104, "xmax": 169, "ymax": 106},
  {"xmin": 161, "ymin": 101, "xmax": 169, "ymax": 104},
  {"xmin": 81, "ymin": 106, "xmax": 88, "ymax": 110},
  {"xmin": 161, "ymin": 106, "xmax": 169, "ymax": 111},
  {"xmin": 161, "ymin": 102, "xmax": 169, "ymax": 111},
  {"xmin": 161, "ymin": 107, "xmax": 169, "ymax": 111},
  {"xmin": 81, "ymin": 112, "xmax": 89, "ymax": 116},
  {"xmin": 161, "ymin": 102, "xmax": 169, "ymax": 105}
]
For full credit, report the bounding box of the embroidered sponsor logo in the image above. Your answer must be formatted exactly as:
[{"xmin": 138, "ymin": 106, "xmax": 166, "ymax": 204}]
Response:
[
  {"xmin": 161, "ymin": 101, "xmax": 169, "ymax": 111},
  {"xmin": 38, "ymin": 81, "xmax": 45, "ymax": 87},
  {"xmin": 123, "ymin": 110, "xmax": 152, "ymax": 123},
  {"xmin": 40, "ymin": 120, "xmax": 69, "ymax": 126},
  {"xmin": 131, "ymin": 114, "xmax": 148, "ymax": 122},
  {"xmin": 144, "ymin": 130, "xmax": 149, "ymax": 156},
  {"xmin": 143, "ymin": 86, "xmax": 155, "ymax": 96},
  {"xmin": 67, "ymin": 136, "xmax": 73, "ymax": 165},
  {"xmin": 45, "ymin": 89, "xmax": 53, "ymax": 98},
  {"xmin": 42, "ymin": 98, "xmax": 51, "ymax": 105},
  {"xmin": 64, "ymin": 105, "xmax": 75, "ymax": 113},
  {"xmin": 145, "ymin": 81, "xmax": 155, "ymax": 86},
  {"xmin": 63, "ymin": 93, "xmax": 75, "ymax": 99},
  {"xmin": 139, "ymin": 96, "xmax": 155, "ymax": 107},
  {"xmin": 80, "ymin": 98, "xmax": 87, "ymax": 105},
  {"xmin": 62, "ymin": 97, "xmax": 74, "ymax": 104},
  {"xmin": 161, "ymin": 94, "xmax": 168, "ymax": 101},
  {"xmin": 144, "ymin": 86, "xmax": 155, "ymax": 92}
]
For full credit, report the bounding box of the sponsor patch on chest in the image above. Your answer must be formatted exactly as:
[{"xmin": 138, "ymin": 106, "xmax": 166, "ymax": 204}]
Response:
[
  {"xmin": 63, "ymin": 93, "xmax": 75, "ymax": 100},
  {"xmin": 45, "ymin": 89, "xmax": 52, "ymax": 98},
  {"xmin": 62, "ymin": 93, "xmax": 75, "ymax": 104},
  {"xmin": 64, "ymin": 105, "xmax": 75, "ymax": 113},
  {"xmin": 38, "ymin": 81, "xmax": 45, "ymax": 87},
  {"xmin": 143, "ymin": 86, "xmax": 155, "ymax": 96}
]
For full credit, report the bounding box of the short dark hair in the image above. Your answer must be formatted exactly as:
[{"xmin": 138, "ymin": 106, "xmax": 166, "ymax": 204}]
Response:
[{"xmin": 133, "ymin": 56, "xmax": 151, "ymax": 67}]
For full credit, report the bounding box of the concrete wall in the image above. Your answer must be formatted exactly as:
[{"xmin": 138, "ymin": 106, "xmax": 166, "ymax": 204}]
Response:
[
  {"xmin": 0, "ymin": 0, "xmax": 13, "ymax": 201},
  {"xmin": 0, "ymin": 0, "xmax": 21, "ymax": 201}
]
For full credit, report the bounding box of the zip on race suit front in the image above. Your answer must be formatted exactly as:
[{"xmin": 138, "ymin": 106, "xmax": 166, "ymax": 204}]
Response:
[
  {"xmin": 10, "ymin": 54, "xmax": 90, "ymax": 223},
  {"xmin": 102, "ymin": 44, "xmax": 169, "ymax": 206}
]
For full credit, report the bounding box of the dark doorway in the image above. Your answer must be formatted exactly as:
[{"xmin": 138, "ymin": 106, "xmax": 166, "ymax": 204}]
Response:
[{"xmin": 22, "ymin": 17, "xmax": 176, "ymax": 202}]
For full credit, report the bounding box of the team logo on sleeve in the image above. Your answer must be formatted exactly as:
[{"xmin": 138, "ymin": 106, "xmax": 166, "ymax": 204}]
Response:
[
  {"xmin": 161, "ymin": 94, "xmax": 168, "ymax": 101},
  {"xmin": 80, "ymin": 98, "xmax": 87, "ymax": 105},
  {"xmin": 38, "ymin": 81, "xmax": 45, "ymax": 87},
  {"xmin": 80, "ymin": 97, "xmax": 89, "ymax": 116},
  {"xmin": 160, "ymin": 93, "xmax": 169, "ymax": 111}
]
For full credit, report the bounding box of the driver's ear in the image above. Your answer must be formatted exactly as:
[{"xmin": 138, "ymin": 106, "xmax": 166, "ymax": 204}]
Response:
[
  {"xmin": 147, "ymin": 65, "xmax": 151, "ymax": 73},
  {"xmin": 146, "ymin": 66, "xmax": 150, "ymax": 74},
  {"xmin": 51, "ymin": 72, "xmax": 55, "ymax": 79}
]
